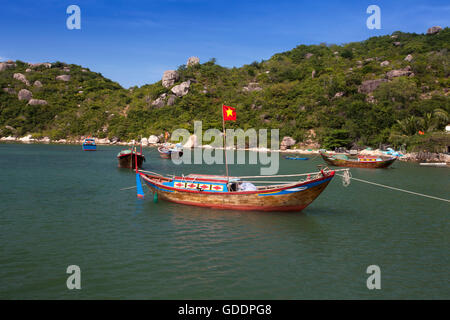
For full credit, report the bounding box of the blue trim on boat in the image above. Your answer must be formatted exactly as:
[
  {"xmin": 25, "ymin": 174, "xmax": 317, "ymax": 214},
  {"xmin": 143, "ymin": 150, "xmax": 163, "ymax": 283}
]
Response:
[
  {"xmin": 284, "ymin": 156, "xmax": 309, "ymax": 160},
  {"xmin": 258, "ymin": 177, "xmax": 332, "ymax": 196}
]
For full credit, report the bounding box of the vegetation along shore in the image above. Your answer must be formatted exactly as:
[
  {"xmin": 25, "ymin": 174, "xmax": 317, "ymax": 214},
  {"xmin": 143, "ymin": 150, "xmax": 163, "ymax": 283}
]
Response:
[{"xmin": 1, "ymin": 27, "xmax": 449, "ymax": 162}]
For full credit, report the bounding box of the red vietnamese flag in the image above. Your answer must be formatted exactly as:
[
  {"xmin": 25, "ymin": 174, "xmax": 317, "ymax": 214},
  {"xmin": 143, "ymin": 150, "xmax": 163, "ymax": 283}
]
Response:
[{"xmin": 222, "ymin": 105, "xmax": 236, "ymax": 121}]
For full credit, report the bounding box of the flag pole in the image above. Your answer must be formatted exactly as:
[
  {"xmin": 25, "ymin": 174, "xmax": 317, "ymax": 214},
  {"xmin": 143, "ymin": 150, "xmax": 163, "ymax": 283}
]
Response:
[{"xmin": 222, "ymin": 105, "xmax": 229, "ymax": 180}]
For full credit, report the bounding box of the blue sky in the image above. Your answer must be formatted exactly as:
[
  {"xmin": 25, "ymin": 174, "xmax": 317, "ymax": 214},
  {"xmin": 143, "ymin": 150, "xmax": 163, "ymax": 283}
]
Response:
[{"xmin": 1, "ymin": 0, "xmax": 448, "ymax": 88}]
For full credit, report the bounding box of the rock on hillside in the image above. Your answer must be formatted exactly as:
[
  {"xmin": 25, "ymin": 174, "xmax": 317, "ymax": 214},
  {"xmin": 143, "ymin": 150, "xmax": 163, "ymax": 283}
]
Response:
[
  {"xmin": 152, "ymin": 93, "xmax": 167, "ymax": 108},
  {"xmin": 13, "ymin": 73, "xmax": 30, "ymax": 86},
  {"xmin": 29, "ymin": 62, "xmax": 51, "ymax": 68},
  {"xmin": 28, "ymin": 99, "xmax": 48, "ymax": 105},
  {"xmin": 243, "ymin": 82, "xmax": 262, "ymax": 92},
  {"xmin": 0, "ymin": 61, "xmax": 16, "ymax": 71},
  {"xmin": 162, "ymin": 70, "xmax": 179, "ymax": 88},
  {"xmin": 56, "ymin": 75, "xmax": 71, "ymax": 81},
  {"xmin": 18, "ymin": 89, "xmax": 32, "ymax": 101},
  {"xmin": 358, "ymin": 79, "xmax": 387, "ymax": 93},
  {"xmin": 427, "ymin": 26, "xmax": 442, "ymax": 35},
  {"xmin": 281, "ymin": 136, "xmax": 296, "ymax": 150},
  {"xmin": 171, "ymin": 81, "xmax": 190, "ymax": 97},
  {"xmin": 187, "ymin": 56, "xmax": 200, "ymax": 67},
  {"xmin": 386, "ymin": 67, "xmax": 413, "ymax": 79}
]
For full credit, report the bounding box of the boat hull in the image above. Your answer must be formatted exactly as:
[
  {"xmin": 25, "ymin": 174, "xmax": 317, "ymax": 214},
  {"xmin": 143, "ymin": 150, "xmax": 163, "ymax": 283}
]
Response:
[
  {"xmin": 82, "ymin": 144, "xmax": 96, "ymax": 151},
  {"xmin": 140, "ymin": 173, "xmax": 334, "ymax": 212},
  {"xmin": 159, "ymin": 151, "xmax": 171, "ymax": 159},
  {"xmin": 158, "ymin": 147, "xmax": 183, "ymax": 159},
  {"xmin": 320, "ymin": 153, "xmax": 396, "ymax": 169},
  {"xmin": 118, "ymin": 154, "xmax": 145, "ymax": 169}
]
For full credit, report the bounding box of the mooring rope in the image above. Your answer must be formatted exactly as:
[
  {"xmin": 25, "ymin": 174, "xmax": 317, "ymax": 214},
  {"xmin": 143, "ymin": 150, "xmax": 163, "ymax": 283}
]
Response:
[
  {"xmin": 120, "ymin": 186, "xmax": 137, "ymax": 191},
  {"xmin": 336, "ymin": 174, "xmax": 450, "ymax": 203}
]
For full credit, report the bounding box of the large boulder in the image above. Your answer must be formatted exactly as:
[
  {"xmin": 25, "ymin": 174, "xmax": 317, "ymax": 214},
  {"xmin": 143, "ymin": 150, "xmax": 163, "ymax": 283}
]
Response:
[
  {"xmin": 28, "ymin": 99, "xmax": 48, "ymax": 105},
  {"xmin": 13, "ymin": 73, "xmax": 30, "ymax": 86},
  {"xmin": 152, "ymin": 93, "xmax": 167, "ymax": 108},
  {"xmin": 171, "ymin": 81, "xmax": 190, "ymax": 97},
  {"xmin": 97, "ymin": 138, "xmax": 110, "ymax": 144},
  {"xmin": 141, "ymin": 137, "xmax": 148, "ymax": 146},
  {"xmin": 386, "ymin": 67, "xmax": 413, "ymax": 79},
  {"xmin": 18, "ymin": 89, "xmax": 32, "ymax": 101},
  {"xmin": 404, "ymin": 54, "xmax": 413, "ymax": 62},
  {"xmin": 33, "ymin": 80, "xmax": 43, "ymax": 88},
  {"xmin": 19, "ymin": 135, "xmax": 34, "ymax": 143},
  {"xmin": 56, "ymin": 75, "xmax": 71, "ymax": 81},
  {"xmin": 162, "ymin": 70, "xmax": 179, "ymax": 88},
  {"xmin": 0, "ymin": 61, "xmax": 16, "ymax": 71},
  {"xmin": 380, "ymin": 60, "xmax": 389, "ymax": 67},
  {"xmin": 243, "ymin": 82, "xmax": 262, "ymax": 92},
  {"xmin": 148, "ymin": 135, "xmax": 159, "ymax": 144},
  {"xmin": 167, "ymin": 94, "xmax": 177, "ymax": 106},
  {"xmin": 29, "ymin": 62, "xmax": 51, "ymax": 68},
  {"xmin": 427, "ymin": 26, "xmax": 442, "ymax": 35},
  {"xmin": 358, "ymin": 79, "xmax": 387, "ymax": 94},
  {"xmin": 280, "ymin": 136, "xmax": 296, "ymax": 150},
  {"xmin": 187, "ymin": 56, "xmax": 200, "ymax": 67}
]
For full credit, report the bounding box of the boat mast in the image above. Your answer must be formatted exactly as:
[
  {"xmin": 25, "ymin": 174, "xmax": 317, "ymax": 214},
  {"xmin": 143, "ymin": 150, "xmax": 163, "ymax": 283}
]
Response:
[{"xmin": 222, "ymin": 105, "xmax": 229, "ymax": 180}]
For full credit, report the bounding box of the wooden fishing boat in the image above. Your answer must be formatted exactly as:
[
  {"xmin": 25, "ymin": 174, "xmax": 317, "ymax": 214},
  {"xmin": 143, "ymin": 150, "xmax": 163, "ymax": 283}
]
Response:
[
  {"xmin": 320, "ymin": 151, "xmax": 396, "ymax": 169},
  {"xmin": 158, "ymin": 146, "xmax": 183, "ymax": 159},
  {"xmin": 82, "ymin": 138, "xmax": 96, "ymax": 151},
  {"xmin": 117, "ymin": 149, "xmax": 145, "ymax": 169},
  {"xmin": 137, "ymin": 169, "xmax": 336, "ymax": 212}
]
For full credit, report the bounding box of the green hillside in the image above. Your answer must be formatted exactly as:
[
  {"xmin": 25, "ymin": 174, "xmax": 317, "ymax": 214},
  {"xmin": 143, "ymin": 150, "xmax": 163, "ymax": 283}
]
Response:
[{"xmin": 1, "ymin": 29, "xmax": 449, "ymax": 151}]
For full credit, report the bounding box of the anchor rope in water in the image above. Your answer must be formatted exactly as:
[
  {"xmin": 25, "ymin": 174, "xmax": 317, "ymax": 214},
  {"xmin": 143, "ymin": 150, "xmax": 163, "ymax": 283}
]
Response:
[
  {"xmin": 120, "ymin": 186, "xmax": 137, "ymax": 191},
  {"xmin": 336, "ymin": 173, "xmax": 450, "ymax": 203}
]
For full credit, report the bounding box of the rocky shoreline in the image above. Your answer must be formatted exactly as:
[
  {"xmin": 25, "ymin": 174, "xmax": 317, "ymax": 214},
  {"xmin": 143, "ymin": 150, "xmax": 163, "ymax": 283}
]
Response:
[{"xmin": 1, "ymin": 135, "xmax": 448, "ymax": 164}]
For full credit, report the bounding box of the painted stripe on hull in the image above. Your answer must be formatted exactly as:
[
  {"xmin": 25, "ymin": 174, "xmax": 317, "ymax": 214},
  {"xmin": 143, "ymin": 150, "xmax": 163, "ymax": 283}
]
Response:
[{"xmin": 162, "ymin": 198, "xmax": 309, "ymax": 212}]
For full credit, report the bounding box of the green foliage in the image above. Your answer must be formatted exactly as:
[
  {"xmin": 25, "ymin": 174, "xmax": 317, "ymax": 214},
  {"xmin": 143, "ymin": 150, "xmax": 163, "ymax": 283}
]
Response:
[
  {"xmin": 0, "ymin": 28, "xmax": 449, "ymax": 152},
  {"xmin": 321, "ymin": 129, "xmax": 352, "ymax": 149}
]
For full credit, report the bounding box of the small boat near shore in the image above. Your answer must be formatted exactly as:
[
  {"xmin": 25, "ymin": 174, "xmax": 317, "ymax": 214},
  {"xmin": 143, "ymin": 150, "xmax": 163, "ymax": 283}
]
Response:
[
  {"xmin": 284, "ymin": 156, "xmax": 309, "ymax": 160},
  {"xmin": 158, "ymin": 144, "xmax": 183, "ymax": 159},
  {"xmin": 419, "ymin": 162, "xmax": 448, "ymax": 167},
  {"xmin": 137, "ymin": 168, "xmax": 336, "ymax": 212},
  {"xmin": 320, "ymin": 151, "xmax": 396, "ymax": 169},
  {"xmin": 82, "ymin": 138, "xmax": 96, "ymax": 151},
  {"xmin": 117, "ymin": 149, "xmax": 145, "ymax": 169}
]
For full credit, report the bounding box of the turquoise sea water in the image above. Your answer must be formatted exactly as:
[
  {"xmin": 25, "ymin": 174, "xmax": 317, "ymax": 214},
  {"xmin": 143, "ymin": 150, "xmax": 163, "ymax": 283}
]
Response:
[{"xmin": 0, "ymin": 143, "xmax": 449, "ymax": 299}]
